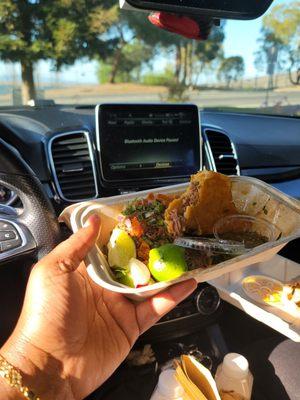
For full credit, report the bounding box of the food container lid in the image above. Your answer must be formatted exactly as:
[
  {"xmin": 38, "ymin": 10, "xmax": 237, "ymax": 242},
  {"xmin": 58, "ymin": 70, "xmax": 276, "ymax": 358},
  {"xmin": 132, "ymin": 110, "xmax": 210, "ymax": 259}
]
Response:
[{"xmin": 174, "ymin": 237, "xmax": 246, "ymax": 255}]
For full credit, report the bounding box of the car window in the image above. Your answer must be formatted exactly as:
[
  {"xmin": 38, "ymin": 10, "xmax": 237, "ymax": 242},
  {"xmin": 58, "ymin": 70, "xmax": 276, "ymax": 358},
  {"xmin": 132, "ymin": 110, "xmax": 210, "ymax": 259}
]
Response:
[{"xmin": 0, "ymin": 0, "xmax": 299, "ymax": 116}]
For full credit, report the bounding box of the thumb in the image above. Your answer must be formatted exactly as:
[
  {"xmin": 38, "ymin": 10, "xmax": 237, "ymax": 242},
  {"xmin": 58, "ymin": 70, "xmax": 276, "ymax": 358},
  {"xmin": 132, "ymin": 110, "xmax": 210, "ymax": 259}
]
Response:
[{"xmin": 38, "ymin": 213, "xmax": 101, "ymax": 273}]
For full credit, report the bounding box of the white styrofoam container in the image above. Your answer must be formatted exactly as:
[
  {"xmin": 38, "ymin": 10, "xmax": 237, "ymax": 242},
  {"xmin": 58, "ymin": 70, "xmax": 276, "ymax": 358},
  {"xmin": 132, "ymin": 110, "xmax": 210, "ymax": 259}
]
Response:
[
  {"xmin": 59, "ymin": 176, "xmax": 300, "ymax": 301},
  {"xmin": 209, "ymin": 255, "xmax": 300, "ymax": 342}
]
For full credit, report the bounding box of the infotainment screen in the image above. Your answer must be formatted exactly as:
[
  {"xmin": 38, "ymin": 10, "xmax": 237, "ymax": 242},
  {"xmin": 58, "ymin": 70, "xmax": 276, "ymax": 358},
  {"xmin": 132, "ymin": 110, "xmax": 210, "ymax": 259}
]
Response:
[{"xmin": 96, "ymin": 104, "xmax": 201, "ymax": 187}]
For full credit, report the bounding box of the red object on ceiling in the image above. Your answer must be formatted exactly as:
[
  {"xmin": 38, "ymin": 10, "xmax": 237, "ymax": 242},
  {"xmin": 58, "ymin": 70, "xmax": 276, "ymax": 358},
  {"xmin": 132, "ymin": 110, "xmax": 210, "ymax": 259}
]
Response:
[{"xmin": 148, "ymin": 12, "xmax": 210, "ymax": 40}]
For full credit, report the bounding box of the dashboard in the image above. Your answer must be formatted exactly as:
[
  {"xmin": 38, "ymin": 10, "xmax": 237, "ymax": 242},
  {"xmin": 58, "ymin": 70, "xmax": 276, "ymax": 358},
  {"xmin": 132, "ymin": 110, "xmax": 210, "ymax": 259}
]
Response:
[
  {"xmin": 0, "ymin": 103, "xmax": 300, "ymax": 339},
  {"xmin": 0, "ymin": 104, "xmax": 300, "ymax": 212}
]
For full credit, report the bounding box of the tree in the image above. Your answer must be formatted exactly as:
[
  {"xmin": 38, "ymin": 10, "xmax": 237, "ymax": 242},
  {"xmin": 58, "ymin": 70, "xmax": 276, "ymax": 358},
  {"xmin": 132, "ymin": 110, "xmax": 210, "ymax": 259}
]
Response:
[
  {"xmin": 96, "ymin": 9, "xmax": 156, "ymax": 84},
  {"xmin": 255, "ymin": 1, "xmax": 300, "ymax": 86},
  {"xmin": 188, "ymin": 24, "xmax": 225, "ymax": 88},
  {"xmin": 100, "ymin": 11, "xmax": 133, "ymax": 84},
  {"xmin": 100, "ymin": 7, "xmax": 225, "ymax": 88},
  {"xmin": 124, "ymin": 11, "xmax": 225, "ymax": 87},
  {"xmin": 217, "ymin": 56, "xmax": 245, "ymax": 88},
  {"xmin": 0, "ymin": 0, "xmax": 117, "ymax": 103},
  {"xmin": 122, "ymin": 10, "xmax": 184, "ymax": 82},
  {"xmin": 254, "ymin": 29, "xmax": 285, "ymax": 90},
  {"xmin": 97, "ymin": 39, "xmax": 153, "ymax": 83}
]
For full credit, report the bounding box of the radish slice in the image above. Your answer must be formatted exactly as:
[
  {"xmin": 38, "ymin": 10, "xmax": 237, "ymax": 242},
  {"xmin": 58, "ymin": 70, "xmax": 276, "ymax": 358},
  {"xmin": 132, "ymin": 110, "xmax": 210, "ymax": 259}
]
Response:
[{"xmin": 128, "ymin": 258, "xmax": 151, "ymax": 288}]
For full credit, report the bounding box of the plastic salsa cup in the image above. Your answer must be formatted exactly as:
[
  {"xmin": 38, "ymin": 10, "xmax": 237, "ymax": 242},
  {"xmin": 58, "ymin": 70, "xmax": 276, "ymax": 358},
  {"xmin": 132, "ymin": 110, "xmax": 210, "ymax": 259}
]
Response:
[{"xmin": 213, "ymin": 214, "xmax": 279, "ymax": 249}]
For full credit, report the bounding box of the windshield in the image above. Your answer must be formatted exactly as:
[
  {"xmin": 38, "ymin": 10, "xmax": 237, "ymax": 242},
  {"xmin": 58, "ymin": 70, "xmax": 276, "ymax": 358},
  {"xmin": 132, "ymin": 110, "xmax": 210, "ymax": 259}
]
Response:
[{"xmin": 0, "ymin": 0, "xmax": 299, "ymax": 116}]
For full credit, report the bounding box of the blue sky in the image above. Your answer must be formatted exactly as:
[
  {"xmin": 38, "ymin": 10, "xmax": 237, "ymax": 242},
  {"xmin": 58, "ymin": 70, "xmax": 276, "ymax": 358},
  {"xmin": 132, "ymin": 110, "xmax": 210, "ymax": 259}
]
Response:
[
  {"xmin": 223, "ymin": 19, "xmax": 262, "ymax": 77},
  {"xmin": 221, "ymin": 0, "xmax": 289, "ymax": 78},
  {"xmin": 0, "ymin": 0, "xmax": 291, "ymax": 84}
]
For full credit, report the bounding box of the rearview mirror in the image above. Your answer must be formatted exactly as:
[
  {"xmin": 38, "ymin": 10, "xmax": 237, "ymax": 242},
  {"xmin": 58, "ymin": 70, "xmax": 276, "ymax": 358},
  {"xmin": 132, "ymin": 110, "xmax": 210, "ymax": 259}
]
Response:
[{"xmin": 123, "ymin": 0, "xmax": 273, "ymax": 20}]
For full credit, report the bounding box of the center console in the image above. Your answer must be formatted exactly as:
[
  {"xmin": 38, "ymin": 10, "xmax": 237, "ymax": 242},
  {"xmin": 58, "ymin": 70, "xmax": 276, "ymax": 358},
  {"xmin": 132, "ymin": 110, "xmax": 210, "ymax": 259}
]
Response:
[
  {"xmin": 141, "ymin": 283, "xmax": 222, "ymax": 343},
  {"xmin": 95, "ymin": 103, "xmax": 202, "ymax": 189},
  {"xmin": 94, "ymin": 103, "xmax": 212, "ymax": 330}
]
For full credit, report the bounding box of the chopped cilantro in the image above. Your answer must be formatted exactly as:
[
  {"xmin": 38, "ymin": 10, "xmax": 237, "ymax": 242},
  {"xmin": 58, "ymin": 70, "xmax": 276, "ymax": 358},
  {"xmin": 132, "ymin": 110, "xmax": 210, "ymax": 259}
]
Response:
[
  {"xmin": 153, "ymin": 201, "xmax": 165, "ymax": 213},
  {"xmin": 120, "ymin": 196, "xmax": 172, "ymax": 249},
  {"xmin": 123, "ymin": 204, "xmax": 135, "ymax": 216},
  {"xmin": 137, "ymin": 213, "xmax": 144, "ymax": 222}
]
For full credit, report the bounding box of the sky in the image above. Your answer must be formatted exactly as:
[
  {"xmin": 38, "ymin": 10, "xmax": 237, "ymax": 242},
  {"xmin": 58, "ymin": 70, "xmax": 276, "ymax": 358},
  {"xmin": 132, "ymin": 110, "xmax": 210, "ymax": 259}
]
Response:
[
  {"xmin": 220, "ymin": 0, "xmax": 289, "ymax": 78},
  {"xmin": 0, "ymin": 0, "xmax": 292, "ymax": 85},
  {"xmin": 223, "ymin": 19, "xmax": 262, "ymax": 78}
]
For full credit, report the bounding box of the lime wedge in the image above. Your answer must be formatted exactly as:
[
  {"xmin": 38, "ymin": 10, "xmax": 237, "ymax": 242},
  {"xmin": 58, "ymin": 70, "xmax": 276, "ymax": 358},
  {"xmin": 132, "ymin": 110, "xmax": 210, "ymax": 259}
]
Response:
[
  {"xmin": 149, "ymin": 244, "xmax": 187, "ymax": 282},
  {"xmin": 108, "ymin": 228, "xmax": 136, "ymax": 268}
]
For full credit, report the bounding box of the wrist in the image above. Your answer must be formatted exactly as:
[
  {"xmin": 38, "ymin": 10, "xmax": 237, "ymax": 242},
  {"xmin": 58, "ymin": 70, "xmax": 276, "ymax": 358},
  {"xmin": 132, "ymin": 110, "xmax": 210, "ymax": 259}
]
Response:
[
  {"xmin": 0, "ymin": 333, "xmax": 75, "ymax": 400},
  {"xmin": 0, "ymin": 377, "xmax": 24, "ymax": 400}
]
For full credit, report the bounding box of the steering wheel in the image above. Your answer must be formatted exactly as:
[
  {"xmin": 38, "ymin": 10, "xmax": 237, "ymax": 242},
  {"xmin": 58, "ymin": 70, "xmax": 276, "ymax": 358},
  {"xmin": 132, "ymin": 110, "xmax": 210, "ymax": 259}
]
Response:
[{"xmin": 0, "ymin": 138, "xmax": 60, "ymax": 264}]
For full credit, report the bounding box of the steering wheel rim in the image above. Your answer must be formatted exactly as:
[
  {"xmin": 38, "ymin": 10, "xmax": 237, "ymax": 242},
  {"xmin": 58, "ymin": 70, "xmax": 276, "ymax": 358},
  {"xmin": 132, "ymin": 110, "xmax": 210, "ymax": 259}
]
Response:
[{"xmin": 0, "ymin": 138, "xmax": 60, "ymax": 262}]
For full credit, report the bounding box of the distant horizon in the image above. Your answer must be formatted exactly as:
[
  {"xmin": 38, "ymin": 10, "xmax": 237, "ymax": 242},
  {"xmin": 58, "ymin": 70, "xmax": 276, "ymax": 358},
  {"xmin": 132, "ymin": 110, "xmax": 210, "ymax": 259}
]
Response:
[{"xmin": 0, "ymin": 70, "xmax": 295, "ymax": 90}]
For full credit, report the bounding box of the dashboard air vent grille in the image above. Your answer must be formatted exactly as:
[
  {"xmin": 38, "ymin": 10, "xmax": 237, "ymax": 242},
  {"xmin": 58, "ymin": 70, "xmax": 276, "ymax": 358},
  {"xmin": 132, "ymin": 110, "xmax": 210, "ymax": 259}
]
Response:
[
  {"xmin": 50, "ymin": 131, "xmax": 98, "ymax": 202},
  {"xmin": 204, "ymin": 130, "xmax": 240, "ymax": 175}
]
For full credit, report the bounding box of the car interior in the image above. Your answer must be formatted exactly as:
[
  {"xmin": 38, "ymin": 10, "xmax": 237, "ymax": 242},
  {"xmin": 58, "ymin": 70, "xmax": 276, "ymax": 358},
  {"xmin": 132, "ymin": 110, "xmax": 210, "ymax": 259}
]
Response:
[{"xmin": 0, "ymin": 1, "xmax": 299, "ymax": 399}]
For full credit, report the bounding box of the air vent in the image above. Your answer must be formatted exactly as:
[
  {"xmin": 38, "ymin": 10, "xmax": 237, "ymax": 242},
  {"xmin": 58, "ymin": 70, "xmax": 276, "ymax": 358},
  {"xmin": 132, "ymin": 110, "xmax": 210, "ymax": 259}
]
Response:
[
  {"xmin": 204, "ymin": 129, "xmax": 240, "ymax": 175},
  {"xmin": 49, "ymin": 131, "xmax": 98, "ymax": 202}
]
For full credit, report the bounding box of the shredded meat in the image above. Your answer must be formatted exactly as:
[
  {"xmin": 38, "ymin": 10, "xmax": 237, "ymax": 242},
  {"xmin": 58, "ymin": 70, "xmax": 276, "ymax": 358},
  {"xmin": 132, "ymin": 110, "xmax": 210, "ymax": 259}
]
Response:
[
  {"xmin": 165, "ymin": 171, "xmax": 238, "ymax": 236},
  {"xmin": 182, "ymin": 181, "xmax": 199, "ymax": 207},
  {"xmin": 168, "ymin": 209, "xmax": 183, "ymax": 237}
]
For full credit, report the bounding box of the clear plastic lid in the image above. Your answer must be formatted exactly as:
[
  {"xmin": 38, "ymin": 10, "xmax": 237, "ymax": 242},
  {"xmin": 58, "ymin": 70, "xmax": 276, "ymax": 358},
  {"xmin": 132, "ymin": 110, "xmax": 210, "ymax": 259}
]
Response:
[{"xmin": 174, "ymin": 237, "xmax": 246, "ymax": 256}]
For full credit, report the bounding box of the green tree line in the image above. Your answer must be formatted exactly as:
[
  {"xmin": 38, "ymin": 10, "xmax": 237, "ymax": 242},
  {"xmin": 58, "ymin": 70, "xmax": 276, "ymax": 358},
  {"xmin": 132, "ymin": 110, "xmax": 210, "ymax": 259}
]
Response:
[
  {"xmin": 255, "ymin": 1, "xmax": 300, "ymax": 89},
  {"xmin": 0, "ymin": 0, "xmax": 232, "ymax": 103},
  {"xmin": 0, "ymin": 1, "xmax": 298, "ymax": 104},
  {"xmin": 0, "ymin": 0, "xmax": 118, "ymax": 102}
]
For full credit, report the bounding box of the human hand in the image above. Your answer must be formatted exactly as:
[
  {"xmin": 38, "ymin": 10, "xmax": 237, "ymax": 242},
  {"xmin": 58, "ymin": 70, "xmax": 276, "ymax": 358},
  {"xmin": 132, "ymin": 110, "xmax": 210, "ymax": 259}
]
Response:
[{"xmin": 0, "ymin": 215, "xmax": 197, "ymax": 400}]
